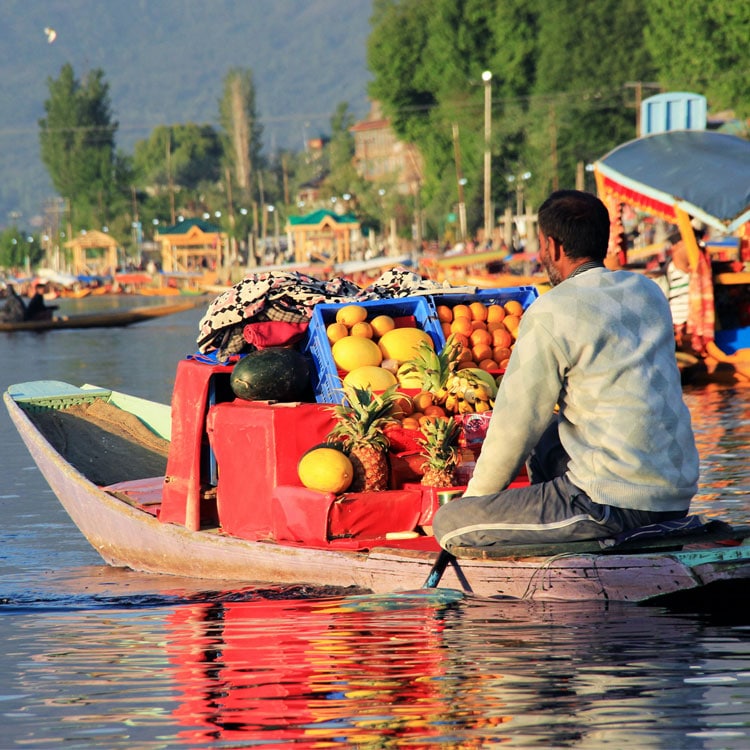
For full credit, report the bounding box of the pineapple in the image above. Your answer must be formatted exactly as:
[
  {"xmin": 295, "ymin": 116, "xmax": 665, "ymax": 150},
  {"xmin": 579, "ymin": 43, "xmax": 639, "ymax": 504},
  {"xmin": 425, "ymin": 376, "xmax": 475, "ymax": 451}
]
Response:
[
  {"xmin": 328, "ymin": 384, "xmax": 399, "ymax": 492},
  {"xmin": 418, "ymin": 416, "xmax": 462, "ymax": 487},
  {"xmin": 397, "ymin": 334, "xmax": 462, "ymax": 400}
]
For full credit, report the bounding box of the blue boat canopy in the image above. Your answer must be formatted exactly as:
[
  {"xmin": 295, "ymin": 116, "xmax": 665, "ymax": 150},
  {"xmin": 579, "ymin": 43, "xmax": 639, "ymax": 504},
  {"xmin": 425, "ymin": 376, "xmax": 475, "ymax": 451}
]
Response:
[{"xmin": 594, "ymin": 130, "xmax": 750, "ymax": 234}]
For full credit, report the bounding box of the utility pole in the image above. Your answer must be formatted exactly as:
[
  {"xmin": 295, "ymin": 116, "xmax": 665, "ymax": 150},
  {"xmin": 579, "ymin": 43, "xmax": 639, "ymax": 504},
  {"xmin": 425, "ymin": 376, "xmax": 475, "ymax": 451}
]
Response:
[
  {"xmin": 452, "ymin": 123, "xmax": 467, "ymax": 241},
  {"xmin": 625, "ymin": 82, "xmax": 662, "ymax": 136},
  {"xmin": 482, "ymin": 71, "xmax": 493, "ymax": 245}
]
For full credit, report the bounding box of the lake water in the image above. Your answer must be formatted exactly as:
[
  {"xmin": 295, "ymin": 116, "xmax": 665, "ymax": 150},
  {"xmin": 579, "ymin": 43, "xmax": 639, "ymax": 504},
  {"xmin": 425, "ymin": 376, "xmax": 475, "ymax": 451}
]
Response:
[{"xmin": 1, "ymin": 297, "xmax": 749, "ymax": 748}]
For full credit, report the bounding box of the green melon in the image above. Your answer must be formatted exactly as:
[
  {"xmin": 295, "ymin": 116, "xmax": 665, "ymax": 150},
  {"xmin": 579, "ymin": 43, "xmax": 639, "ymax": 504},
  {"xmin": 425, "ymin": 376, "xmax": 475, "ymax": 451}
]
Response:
[{"xmin": 230, "ymin": 347, "xmax": 311, "ymax": 402}]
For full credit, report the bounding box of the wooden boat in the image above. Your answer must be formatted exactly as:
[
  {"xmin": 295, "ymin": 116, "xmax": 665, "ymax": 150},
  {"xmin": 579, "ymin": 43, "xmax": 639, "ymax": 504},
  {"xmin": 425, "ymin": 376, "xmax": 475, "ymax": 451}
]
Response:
[
  {"xmin": 5, "ymin": 371, "xmax": 750, "ymax": 605},
  {"xmin": 0, "ymin": 300, "xmax": 204, "ymax": 332}
]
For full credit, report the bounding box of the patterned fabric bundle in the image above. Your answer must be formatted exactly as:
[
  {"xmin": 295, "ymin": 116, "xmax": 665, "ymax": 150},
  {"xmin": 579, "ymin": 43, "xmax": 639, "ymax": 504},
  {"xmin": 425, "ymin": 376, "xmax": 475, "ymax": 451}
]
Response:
[{"xmin": 196, "ymin": 266, "xmax": 445, "ymax": 360}]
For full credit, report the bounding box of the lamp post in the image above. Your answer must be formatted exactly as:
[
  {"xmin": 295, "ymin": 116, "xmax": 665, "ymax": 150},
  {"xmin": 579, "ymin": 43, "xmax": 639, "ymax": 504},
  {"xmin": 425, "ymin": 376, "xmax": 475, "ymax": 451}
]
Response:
[{"xmin": 482, "ymin": 70, "xmax": 493, "ymax": 245}]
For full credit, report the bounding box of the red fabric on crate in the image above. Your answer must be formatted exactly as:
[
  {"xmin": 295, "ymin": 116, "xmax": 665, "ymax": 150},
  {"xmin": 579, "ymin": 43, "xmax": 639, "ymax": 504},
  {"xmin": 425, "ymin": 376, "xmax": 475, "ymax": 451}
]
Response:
[
  {"xmin": 208, "ymin": 400, "xmax": 337, "ymax": 540},
  {"xmin": 243, "ymin": 320, "xmax": 308, "ymax": 349},
  {"xmin": 270, "ymin": 486, "xmax": 427, "ymax": 547}
]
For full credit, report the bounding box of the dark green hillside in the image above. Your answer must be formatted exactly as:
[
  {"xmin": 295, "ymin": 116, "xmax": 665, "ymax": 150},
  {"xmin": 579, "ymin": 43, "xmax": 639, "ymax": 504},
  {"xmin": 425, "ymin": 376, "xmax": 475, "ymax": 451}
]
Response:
[{"xmin": 0, "ymin": 0, "xmax": 372, "ymax": 226}]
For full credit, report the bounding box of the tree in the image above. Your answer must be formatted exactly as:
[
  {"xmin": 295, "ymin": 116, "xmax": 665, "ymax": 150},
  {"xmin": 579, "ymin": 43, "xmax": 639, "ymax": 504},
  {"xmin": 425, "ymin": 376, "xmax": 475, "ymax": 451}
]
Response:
[
  {"xmin": 0, "ymin": 227, "xmax": 42, "ymax": 270},
  {"xmin": 645, "ymin": 0, "xmax": 750, "ymax": 118},
  {"xmin": 132, "ymin": 124, "xmax": 222, "ymax": 191},
  {"xmin": 219, "ymin": 68, "xmax": 264, "ymax": 206},
  {"xmin": 38, "ymin": 64, "xmax": 120, "ymax": 231},
  {"xmin": 527, "ymin": 0, "xmax": 653, "ymax": 204}
]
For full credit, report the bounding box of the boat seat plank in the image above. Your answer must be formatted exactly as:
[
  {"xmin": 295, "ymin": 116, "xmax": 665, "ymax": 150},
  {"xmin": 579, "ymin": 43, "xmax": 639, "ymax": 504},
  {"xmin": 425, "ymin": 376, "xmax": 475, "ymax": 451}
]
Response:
[
  {"xmin": 451, "ymin": 521, "xmax": 750, "ymax": 560},
  {"xmin": 8, "ymin": 380, "xmax": 112, "ymax": 404},
  {"xmin": 105, "ymin": 476, "xmax": 164, "ymax": 506}
]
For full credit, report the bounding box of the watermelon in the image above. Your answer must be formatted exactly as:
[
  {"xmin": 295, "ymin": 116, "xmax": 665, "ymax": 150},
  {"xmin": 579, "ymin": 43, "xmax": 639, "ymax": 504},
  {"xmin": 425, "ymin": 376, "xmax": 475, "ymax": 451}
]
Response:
[{"xmin": 230, "ymin": 347, "xmax": 311, "ymax": 402}]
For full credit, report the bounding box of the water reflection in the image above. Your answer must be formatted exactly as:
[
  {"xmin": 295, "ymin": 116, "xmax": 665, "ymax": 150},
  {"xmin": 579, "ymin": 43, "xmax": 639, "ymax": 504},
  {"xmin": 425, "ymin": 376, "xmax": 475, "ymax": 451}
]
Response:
[
  {"xmin": 7, "ymin": 592, "xmax": 749, "ymax": 749},
  {"xmin": 684, "ymin": 384, "xmax": 750, "ymax": 523}
]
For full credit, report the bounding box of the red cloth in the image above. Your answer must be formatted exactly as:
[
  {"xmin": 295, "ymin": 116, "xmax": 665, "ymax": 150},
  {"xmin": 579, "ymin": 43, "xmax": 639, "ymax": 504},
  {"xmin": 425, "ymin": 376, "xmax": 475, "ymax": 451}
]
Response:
[
  {"xmin": 686, "ymin": 249, "xmax": 715, "ymax": 353},
  {"xmin": 242, "ymin": 320, "xmax": 308, "ymax": 349}
]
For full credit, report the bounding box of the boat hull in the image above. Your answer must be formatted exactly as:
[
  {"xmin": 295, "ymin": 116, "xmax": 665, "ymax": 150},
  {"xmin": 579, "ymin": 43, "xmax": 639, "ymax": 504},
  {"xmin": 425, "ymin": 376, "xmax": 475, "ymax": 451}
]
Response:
[
  {"xmin": 6, "ymin": 386, "xmax": 750, "ymax": 603},
  {"xmin": 0, "ymin": 300, "xmax": 204, "ymax": 332}
]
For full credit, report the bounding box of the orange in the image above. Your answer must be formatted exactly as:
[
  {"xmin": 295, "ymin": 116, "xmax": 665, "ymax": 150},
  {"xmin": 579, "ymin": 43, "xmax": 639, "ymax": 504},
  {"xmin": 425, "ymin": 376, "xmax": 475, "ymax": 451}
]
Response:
[
  {"xmin": 390, "ymin": 393, "xmax": 414, "ymax": 419},
  {"xmin": 457, "ymin": 346, "xmax": 474, "ymax": 363},
  {"xmin": 450, "ymin": 332, "xmax": 470, "ymax": 348},
  {"xmin": 424, "ymin": 404, "xmax": 447, "ymax": 418},
  {"xmin": 478, "ymin": 358, "xmax": 497, "ymax": 372},
  {"xmin": 470, "ymin": 328, "xmax": 493, "ymax": 347},
  {"xmin": 469, "ymin": 301, "xmax": 488, "ymax": 321},
  {"xmin": 504, "ymin": 315, "xmax": 521, "ymax": 338},
  {"xmin": 472, "ymin": 343, "xmax": 493, "ymax": 363},
  {"xmin": 491, "ymin": 327, "xmax": 513, "ymax": 349},
  {"xmin": 335, "ymin": 304, "xmax": 368, "ymax": 327},
  {"xmin": 503, "ymin": 300, "xmax": 524, "ymax": 317},
  {"xmin": 412, "ymin": 390, "xmax": 434, "ymax": 411},
  {"xmin": 441, "ymin": 321, "xmax": 452, "ymax": 338},
  {"xmin": 419, "ymin": 414, "xmax": 440, "ymax": 428},
  {"xmin": 401, "ymin": 416, "xmax": 421, "ymax": 431},
  {"xmin": 326, "ymin": 322, "xmax": 349, "ymax": 343},
  {"xmin": 470, "ymin": 319, "xmax": 488, "ymax": 331},
  {"xmin": 486, "ymin": 320, "xmax": 504, "ymax": 333},
  {"xmin": 456, "ymin": 359, "xmax": 475, "ymax": 370},
  {"xmin": 350, "ymin": 321, "xmax": 374, "ymax": 339},
  {"xmin": 436, "ymin": 305, "xmax": 453, "ymax": 323},
  {"xmin": 450, "ymin": 317, "xmax": 473, "ymax": 337},
  {"xmin": 452, "ymin": 303, "xmax": 472, "ymax": 320},
  {"xmin": 298, "ymin": 448, "xmax": 353, "ymax": 494},
  {"xmin": 370, "ymin": 314, "xmax": 396, "ymax": 338},
  {"xmin": 486, "ymin": 304, "xmax": 506, "ymax": 323},
  {"xmin": 493, "ymin": 346, "xmax": 511, "ymax": 363}
]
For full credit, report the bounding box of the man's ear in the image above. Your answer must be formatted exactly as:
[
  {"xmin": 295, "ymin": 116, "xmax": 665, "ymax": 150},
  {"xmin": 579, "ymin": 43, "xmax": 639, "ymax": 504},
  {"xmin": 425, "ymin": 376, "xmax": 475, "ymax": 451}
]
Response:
[{"xmin": 549, "ymin": 236, "xmax": 563, "ymax": 261}]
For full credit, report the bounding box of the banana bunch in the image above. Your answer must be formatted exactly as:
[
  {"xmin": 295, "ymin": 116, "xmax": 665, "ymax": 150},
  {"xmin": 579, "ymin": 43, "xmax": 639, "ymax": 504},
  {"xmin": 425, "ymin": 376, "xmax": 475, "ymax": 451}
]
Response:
[{"xmin": 442, "ymin": 368, "xmax": 498, "ymax": 415}]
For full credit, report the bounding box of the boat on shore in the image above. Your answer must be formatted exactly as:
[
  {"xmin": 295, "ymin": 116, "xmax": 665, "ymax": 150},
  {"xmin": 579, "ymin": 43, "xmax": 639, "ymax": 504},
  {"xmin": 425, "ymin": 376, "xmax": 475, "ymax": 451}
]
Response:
[
  {"xmin": 0, "ymin": 299, "xmax": 205, "ymax": 332},
  {"xmin": 6, "ymin": 367, "xmax": 750, "ymax": 605}
]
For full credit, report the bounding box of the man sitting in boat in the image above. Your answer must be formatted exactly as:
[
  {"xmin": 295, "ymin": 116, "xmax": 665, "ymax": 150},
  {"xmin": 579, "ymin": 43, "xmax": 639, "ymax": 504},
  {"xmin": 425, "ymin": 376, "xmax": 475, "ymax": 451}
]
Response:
[
  {"xmin": 433, "ymin": 190, "xmax": 699, "ymax": 549},
  {"xmin": 0, "ymin": 282, "xmax": 27, "ymax": 322},
  {"xmin": 24, "ymin": 283, "xmax": 51, "ymax": 321}
]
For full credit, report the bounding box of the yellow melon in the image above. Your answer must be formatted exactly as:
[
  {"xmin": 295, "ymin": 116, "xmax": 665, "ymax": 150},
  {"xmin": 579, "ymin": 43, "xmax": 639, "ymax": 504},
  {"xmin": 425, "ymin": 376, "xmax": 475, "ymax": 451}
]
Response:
[
  {"xmin": 343, "ymin": 365, "xmax": 398, "ymax": 391},
  {"xmin": 378, "ymin": 327, "xmax": 433, "ymax": 363},
  {"xmin": 298, "ymin": 448, "xmax": 353, "ymax": 493},
  {"xmin": 331, "ymin": 335, "xmax": 382, "ymax": 372}
]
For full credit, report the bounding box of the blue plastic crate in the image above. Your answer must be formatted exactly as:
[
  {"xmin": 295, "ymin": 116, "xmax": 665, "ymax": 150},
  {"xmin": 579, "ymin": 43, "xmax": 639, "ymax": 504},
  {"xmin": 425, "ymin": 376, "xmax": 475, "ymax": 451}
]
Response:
[
  {"xmin": 303, "ymin": 296, "xmax": 443, "ymax": 404},
  {"xmin": 426, "ymin": 285, "xmax": 539, "ymax": 348}
]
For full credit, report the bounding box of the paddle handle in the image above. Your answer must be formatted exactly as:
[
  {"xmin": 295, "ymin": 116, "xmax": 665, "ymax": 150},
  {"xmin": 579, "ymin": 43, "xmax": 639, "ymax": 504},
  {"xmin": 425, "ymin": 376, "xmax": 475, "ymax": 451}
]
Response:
[{"xmin": 423, "ymin": 549, "xmax": 453, "ymax": 588}]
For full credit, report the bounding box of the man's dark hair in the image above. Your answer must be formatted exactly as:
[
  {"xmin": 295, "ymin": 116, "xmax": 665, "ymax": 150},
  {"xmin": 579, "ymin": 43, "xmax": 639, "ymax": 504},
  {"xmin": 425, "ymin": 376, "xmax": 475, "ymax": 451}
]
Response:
[{"xmin": 537, "ymin": 190, "xmax": 610, "ymax": 261}]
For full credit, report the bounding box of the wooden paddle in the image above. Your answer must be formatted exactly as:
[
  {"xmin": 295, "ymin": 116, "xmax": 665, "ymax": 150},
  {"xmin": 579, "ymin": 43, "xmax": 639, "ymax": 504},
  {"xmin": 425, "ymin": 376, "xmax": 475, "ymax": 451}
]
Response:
[{"xmin": 423, "ymin": 549, "xmax": 454, "ymax": 588}]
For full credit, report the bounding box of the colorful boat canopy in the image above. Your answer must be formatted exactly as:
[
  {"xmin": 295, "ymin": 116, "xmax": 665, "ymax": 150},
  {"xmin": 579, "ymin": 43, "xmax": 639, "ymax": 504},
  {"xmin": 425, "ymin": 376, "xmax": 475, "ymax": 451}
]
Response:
[{"xmin": 594, "ymin": 130, "xmax": 750, "ymax": 233}]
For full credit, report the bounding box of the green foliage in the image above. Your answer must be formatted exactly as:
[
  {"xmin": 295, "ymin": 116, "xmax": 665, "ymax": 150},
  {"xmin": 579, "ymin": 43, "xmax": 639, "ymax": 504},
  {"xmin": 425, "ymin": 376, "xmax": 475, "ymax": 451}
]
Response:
[
  {"xmin": 132, "ymin": 124, "xmax": 222, "ymax": 190},
  {"xmin": 0, "ymin": 227, "xmax": 42, "ymax": 270},
  {"xmin": 38, "ymin": 64, "xmax": 122, "ymax": 231},
  {"xmin": 645, "ymin": 0, "xmax": 750, "ymax": 118},
  {"xmin": 367, "ymin": 0, "xmax": 660, "ymax": 231}
]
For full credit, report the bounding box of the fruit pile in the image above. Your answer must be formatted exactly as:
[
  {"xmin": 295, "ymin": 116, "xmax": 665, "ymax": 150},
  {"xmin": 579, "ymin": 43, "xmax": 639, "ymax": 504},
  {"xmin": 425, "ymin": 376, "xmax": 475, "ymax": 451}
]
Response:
[
  {"xmin": 435, "ymin": 299, "xmax": 524, "ymax": 372},
  {"xmin": 325, "ymin": 304, "xmax": 436, "ymax": 392},
  {"xmin": 321, "ymin": 297, "xmax": 528, "ymax": 422}
]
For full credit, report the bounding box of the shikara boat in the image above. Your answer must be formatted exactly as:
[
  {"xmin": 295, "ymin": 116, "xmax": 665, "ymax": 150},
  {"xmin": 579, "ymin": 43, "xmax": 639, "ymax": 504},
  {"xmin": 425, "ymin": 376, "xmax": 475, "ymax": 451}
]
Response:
[
  {"xmin": 0, "ymin": 299, "xmax": 204, "ymax": 332},
  {"xmin": 6, "ymin": 370, "xmax": 750, "ymax": 605}
]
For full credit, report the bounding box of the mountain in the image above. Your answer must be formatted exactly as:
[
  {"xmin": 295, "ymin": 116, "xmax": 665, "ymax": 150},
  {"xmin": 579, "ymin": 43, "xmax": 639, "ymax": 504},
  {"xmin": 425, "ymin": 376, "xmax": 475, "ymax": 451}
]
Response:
[{"xmin": 0, "ymin": 0, "xmax": 373, "ymax": 229}]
